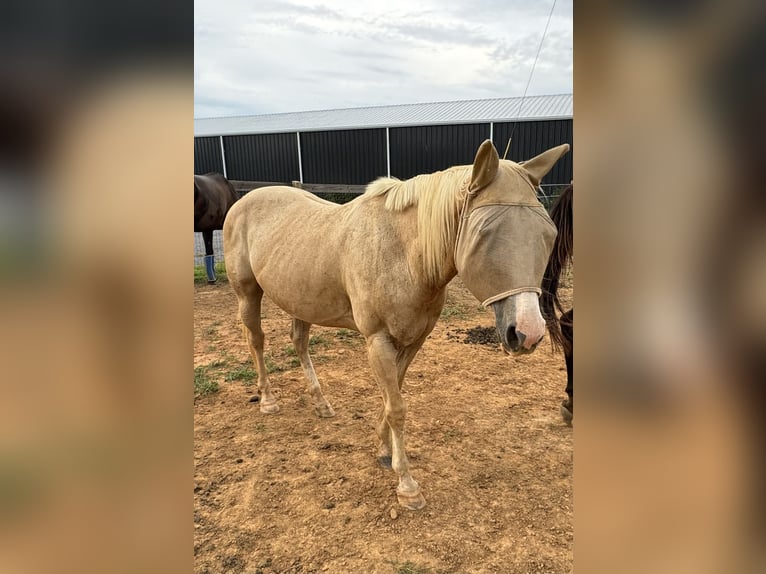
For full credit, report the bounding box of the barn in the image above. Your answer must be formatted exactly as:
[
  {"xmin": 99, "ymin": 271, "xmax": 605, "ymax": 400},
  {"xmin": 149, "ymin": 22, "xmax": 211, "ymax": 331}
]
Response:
[
  {"xmin": 194, "ymin": 93, "xmax": 573, "ymax": 190},
  {"xmin": 194, "ymin": 94, "xmax": 572, "ymax": 266}
]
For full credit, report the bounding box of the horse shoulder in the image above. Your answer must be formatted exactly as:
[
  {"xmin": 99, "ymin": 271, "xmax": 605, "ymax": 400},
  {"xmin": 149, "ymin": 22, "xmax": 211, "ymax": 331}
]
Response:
[{"xmin": 344, "ymin": 237, "xmax": 445, "ymax": 345}]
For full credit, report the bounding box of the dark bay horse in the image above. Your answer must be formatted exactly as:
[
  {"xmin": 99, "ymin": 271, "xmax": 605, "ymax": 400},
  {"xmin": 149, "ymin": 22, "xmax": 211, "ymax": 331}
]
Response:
[
  {"xmin": 540, "ymin": 183, "xmax": 574, "ymax": 425},
  {"xmin": 194, "ymin": 173, "xmax": 238, "ymax": 284}
]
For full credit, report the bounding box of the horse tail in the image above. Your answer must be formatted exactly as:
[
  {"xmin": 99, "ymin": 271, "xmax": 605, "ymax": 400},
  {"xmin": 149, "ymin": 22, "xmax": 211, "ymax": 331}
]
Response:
[{"xmin": 540, "ymin": 184, "xmax": 573, "ymax": 352}]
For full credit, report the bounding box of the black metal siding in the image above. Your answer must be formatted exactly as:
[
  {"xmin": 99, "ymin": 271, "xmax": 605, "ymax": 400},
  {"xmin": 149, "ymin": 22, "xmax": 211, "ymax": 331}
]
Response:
[
  {"xmin": 194, "ymin": 137, "xmax": 224, "ymax": 175},
  {"xmin": 301, "ymin": 129, "xmax": 387, "ymax": 185},
  {"xmin": 223, "ymin": 133, "xmax": 299, "ymax": 182},
  {"xmin": 196, "ymin": 117, "xmax": 571, "ymax": 185},
  {"xmin": 389, "ymin": 123, "xmax": 490, "ymax": 179},
  {"xmin": 492, "ymin": 119, "xmax": 572, "ymax": 185}
]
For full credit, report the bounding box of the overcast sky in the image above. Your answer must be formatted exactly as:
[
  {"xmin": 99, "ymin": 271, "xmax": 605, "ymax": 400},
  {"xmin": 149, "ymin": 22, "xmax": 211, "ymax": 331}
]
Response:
[{"xmin": 194, "ymin": 0, "xmax": 572, "ymax": 118}]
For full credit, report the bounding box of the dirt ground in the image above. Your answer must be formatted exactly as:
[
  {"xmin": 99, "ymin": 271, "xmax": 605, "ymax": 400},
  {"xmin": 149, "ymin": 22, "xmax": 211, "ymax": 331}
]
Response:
[{"xmin": 194, "ymin": 277, "xmax": 573, "ymax": 574}]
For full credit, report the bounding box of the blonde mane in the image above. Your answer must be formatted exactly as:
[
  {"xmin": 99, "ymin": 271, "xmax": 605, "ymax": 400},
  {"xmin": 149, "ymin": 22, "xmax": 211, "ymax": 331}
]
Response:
[{"xmin": 365, "ymin": 166, "xmax": 472, "ymax": 284}]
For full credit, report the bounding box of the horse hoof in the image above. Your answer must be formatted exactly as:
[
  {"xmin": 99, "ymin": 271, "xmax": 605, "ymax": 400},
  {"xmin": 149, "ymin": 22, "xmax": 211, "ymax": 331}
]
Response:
[
  {"xmin": 315, "ymin": 404, "xmax": 335, "ymax": 418},
  {"xmin": 377, "ymin": 456, "xmax": 393, "ymax": 470},
  {"xmin": 260, "ymin": 401, "xmax": 280, "ymax": 414},
  {"xmin": 560, "ymin": 401, "xmax": 573, "ymax": 426},
  {"xmin": 397, "ymin": 489, "xmax": 426, "ymax": 511}
]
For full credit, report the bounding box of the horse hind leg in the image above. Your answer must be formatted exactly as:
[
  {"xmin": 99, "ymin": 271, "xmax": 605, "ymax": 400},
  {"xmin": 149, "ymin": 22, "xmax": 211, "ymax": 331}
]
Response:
[
  {"xmin": 237, "ymin": 283, "xmax": 279, "ymax": 414},
  {"xmin": 290, "ymin": 319, "xmax": 335, "ymax": 418}
]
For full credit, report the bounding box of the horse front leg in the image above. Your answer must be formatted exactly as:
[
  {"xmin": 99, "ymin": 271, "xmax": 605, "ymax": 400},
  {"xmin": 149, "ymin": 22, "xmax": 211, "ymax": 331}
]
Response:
[
  {"xmin": 375, "ymin": 407, "xmax": 393, "ymax": 469},
  {"xmin": 376, "ymin": 340, "xmax": 426, "ymax": 470},
  {"xmin": 367, "ymin": 333, "xmax": 426, "ymax": 510}
]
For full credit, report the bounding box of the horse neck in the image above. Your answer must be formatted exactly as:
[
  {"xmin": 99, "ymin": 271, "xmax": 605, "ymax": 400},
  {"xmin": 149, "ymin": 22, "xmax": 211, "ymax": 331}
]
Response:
[{"xmin": 424, "ymin": 240, "xmax": 459, "ymax": 291}]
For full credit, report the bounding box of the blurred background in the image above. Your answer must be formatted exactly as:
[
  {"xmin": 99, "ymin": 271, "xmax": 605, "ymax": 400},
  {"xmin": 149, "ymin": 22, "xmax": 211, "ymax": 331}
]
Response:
[
  {"xmin": 0, "ymin": 0, "xmax": 764, "ymax": 573},
  {"xmin": 575, "ymin": 0, "xmax": 765, "ymax": 572},
  {"xmin": 0, "ymin": 1, "xmax": 191, "ymax": 573}
]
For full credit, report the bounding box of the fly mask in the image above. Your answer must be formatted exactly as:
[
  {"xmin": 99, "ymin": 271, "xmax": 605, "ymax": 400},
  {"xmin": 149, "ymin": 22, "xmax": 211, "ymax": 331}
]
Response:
[{"xmin": 454, "ymin": 140, "xmax": 570, "ymax": 354}]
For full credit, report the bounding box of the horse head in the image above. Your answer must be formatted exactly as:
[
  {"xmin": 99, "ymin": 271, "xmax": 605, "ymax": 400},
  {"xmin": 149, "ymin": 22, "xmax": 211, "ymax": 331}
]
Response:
[{"xmin": 454, "ymin": 140, "xmax": 569, "ymax": 355}]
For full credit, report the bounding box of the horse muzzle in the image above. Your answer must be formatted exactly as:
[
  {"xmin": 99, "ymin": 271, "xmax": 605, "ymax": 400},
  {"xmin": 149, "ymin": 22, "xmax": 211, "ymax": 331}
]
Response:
[{"xmin": 490, "ymin": 291, "xmax": 546, "ymax": 356}]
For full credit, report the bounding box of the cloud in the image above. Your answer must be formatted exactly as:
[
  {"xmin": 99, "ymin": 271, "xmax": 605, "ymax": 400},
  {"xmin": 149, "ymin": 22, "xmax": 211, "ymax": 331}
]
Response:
[{"xmin": 194, "ymin": 0, "xmax": 572, "ymax": 117}]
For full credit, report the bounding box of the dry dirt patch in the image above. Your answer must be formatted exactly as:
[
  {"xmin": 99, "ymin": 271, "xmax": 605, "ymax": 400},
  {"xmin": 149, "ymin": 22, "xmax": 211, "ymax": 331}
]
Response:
[{"xmin": 194, "ymin": 278, "xmax": 572, "ymax": 574}]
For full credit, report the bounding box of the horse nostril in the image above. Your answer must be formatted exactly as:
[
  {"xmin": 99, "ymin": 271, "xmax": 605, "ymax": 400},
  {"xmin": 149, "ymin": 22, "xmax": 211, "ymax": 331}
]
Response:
[{"xmin": 506, "ymin": 325, "xmax": 520, "ymax": 351}]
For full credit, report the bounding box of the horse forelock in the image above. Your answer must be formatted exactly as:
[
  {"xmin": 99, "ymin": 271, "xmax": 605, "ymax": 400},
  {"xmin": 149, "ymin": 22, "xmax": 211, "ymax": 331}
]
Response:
[{"xmin": 364, "ymin": 167, "xmax": 471, "ymax": 284}]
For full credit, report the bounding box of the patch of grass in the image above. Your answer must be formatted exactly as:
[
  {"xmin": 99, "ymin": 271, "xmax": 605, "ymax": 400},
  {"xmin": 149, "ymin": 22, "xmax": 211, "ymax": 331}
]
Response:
[
  {"xmin": 209, "ymin": 358, "xmax": 227, "ymax": 369},
  {"xmin": 442, "ymin": 428, "xmax": 465, "ymax": 441},
  {"xmin": 440, "ymin": 302, "xmax": 468, "ymax": 321},
  {"xmin": 309, "ymin": 334, "xmax": 329, "ymax": 348},
  {"xmin": 254, "ymin": 423, "xmax": 266, "ymax": 433},
  {"xmin": 287, "ymin": 357, "xmax": 302, "ymax": 369},
  {"xmin": 194, "ymin": 366, "xmax": 219, "ymax": 397},
  {"xmin": 386, "ymin": 560, "xmax": 432, "ymax": 574},
  {"xmin": 203, "ymin": 325, "xmax": 218, "ymax": 338},
  {"xmin": 282, "ymin": 335, "xmax": 333, "ymax": 359},
  {"xmin": 265, "ymin": 354, "xmax": 283, "ymax": 374},
  {"xmin": 335, "ymin": 328, "xmax": 362, "ymax": 343},
  {"xmin": 224, "ymin": 364, "xmax": 257, "ymax": 384},
  {"xmin": 224, "ymin": 355, "xmax": 283, "ymax": 384},
  {"xmin": 193, "ymin": 261, "xmax": 228, "ymax": 284}
]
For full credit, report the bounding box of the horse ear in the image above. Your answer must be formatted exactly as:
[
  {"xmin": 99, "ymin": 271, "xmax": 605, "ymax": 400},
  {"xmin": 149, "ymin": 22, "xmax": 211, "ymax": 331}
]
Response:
[
  {"xmin": 521, "ymin": 144, "xmax": 570, "ymax": 186},
  {"xmin": 469, "ymin": 140, "xmax": 499, "ymax": 192}
]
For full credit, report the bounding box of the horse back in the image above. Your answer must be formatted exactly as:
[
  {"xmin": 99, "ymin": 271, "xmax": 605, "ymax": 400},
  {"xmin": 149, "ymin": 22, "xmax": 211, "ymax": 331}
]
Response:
[
  {"xmin": 224, "ymin": 186, "xmax": 363, "ymax": 326},
  {"xmin": 225, "ymin": 186, "xmax": 443, "ymax": 342},
  {"xmin": 223, "ymin": 185, "xmax": 344, "ymax": 268}
]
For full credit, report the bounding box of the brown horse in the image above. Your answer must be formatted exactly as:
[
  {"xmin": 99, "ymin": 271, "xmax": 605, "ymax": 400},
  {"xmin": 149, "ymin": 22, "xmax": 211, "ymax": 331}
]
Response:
[
  {"xmin": 194, "ymin": 172, "xmax": 238, "ymax": 284},
  {"xmin": 224, "ymin": 140, "xmax": 569, "ymax": 509},
  {"xmin": 540, "ymin": 183, "xmax": 574, "ymax": 425}
]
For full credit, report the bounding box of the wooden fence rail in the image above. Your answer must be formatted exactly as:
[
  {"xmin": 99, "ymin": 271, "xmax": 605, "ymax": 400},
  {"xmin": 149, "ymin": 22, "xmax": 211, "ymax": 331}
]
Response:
[
  {"xmin": 229, "ymin": 180, "xmax": 367, "ymax": 197},
  {"xmin": 229, "ymin": 180, "xmax": 565, "ymax": 203}
]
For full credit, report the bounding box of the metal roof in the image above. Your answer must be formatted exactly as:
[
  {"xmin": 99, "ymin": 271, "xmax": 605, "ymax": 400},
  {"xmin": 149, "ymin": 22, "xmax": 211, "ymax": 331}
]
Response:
[{"xmin": 194, "ymin": 93, "xmax": 572, "ymax": 137}]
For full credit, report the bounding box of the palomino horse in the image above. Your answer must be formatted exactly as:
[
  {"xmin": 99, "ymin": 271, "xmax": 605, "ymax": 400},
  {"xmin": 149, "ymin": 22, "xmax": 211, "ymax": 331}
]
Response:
[
  {"xmin": 540, "ymin": 183, "xmax": 574, "ymax": 425},
  {"xmin": 224, "ymin": 140, "xmax": 569, "ymax": 509},
  {"xmin": 194, "ymin": 172, "xmax": 238, "ymax": 284}
]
